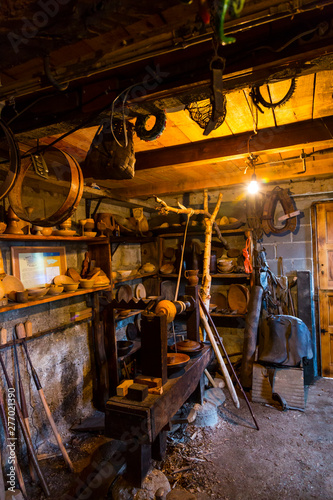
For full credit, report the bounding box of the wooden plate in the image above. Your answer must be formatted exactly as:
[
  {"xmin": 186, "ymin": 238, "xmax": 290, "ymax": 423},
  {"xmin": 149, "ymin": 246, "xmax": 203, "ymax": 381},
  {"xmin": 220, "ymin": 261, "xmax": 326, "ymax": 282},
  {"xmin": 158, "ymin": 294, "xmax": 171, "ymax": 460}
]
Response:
[
  {"xmin": 228, "ymin": 284, "xmax": 249, "ymax": 314},
  {"xmin": 126, "ymin": 323, "xmax": 138, "ymax": 340},
  {"xmin": 167, "ymin": 352, "xmax": 190, "ymax": 368},
  {"xmin": 117, "ymin": 284, "xmax": 133, "ymax": 302},
  {"xmin": 211, "ymin": 292, "xmax": 227, "ymax": 310},
  {"xmin": 135, "ymin": 283, "xmax": 146, "ymax": 299},
  {"xmin": 176, "ymin": 340, "xmax": 201, "ymax": 352},
  {"xmin": 3, "ymin": 275, "xmax": 24, "ymax": 294}
]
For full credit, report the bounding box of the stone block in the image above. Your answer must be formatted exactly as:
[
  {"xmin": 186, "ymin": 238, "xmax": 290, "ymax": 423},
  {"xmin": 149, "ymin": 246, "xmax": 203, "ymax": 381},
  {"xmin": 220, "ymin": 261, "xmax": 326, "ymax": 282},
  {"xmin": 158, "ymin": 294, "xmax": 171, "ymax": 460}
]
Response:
[
  {"xmin": 276, "ymin": 242, "xmax": 311, "ymax": 261},
  {"xmin": 263, "ymin": 244, "xmax": 276, "ymax": 260},
  {"xmin": 292, "ymin": 225, "xmax": 311, "ymax": 242}
]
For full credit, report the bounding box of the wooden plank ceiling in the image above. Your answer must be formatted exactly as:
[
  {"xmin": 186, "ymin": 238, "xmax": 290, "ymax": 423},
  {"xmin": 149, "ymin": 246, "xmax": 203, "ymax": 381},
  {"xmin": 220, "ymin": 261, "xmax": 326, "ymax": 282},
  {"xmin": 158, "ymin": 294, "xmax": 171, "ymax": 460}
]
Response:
[{"xmin": 34, "ymin": 69, "xmax": 333, "ymax": 198}]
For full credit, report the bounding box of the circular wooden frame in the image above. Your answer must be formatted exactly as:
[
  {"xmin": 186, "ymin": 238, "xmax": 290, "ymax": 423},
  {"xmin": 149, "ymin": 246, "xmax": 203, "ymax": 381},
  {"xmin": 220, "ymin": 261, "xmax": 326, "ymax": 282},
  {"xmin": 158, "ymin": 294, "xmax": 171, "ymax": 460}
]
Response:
[
  {"xmin": 0, "ymin": 120, "xmax": 20, "ymax": 200},
  {"xmin": 9, "ymin": 147, "xmax": 83, "ymax": 227}
]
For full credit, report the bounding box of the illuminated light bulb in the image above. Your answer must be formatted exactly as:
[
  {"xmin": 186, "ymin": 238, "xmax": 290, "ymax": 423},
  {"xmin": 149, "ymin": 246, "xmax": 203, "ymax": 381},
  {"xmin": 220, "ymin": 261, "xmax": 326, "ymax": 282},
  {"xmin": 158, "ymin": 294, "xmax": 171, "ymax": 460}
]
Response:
[{"xmin": 248, "ymin": 173, "xmax": 259, "ymax": 194}]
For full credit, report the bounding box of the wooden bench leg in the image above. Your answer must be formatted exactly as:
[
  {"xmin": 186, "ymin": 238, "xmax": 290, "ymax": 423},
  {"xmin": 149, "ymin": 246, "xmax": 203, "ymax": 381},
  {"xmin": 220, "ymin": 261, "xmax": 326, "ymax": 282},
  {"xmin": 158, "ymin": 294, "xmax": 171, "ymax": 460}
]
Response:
[
  {"xmin": 152, "ymin": 430, "xmax": 167, "ymax": 461},
  {"xmin": 125, "ymin": 441, "xmax": 152, "ymax": 487}
]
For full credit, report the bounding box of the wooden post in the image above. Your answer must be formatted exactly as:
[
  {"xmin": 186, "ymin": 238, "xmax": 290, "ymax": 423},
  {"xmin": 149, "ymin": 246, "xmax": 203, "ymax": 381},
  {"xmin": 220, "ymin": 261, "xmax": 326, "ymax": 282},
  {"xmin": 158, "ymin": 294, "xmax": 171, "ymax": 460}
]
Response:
[
  {"xmin": 141, "ymin": 312, "xmax": 168, "ymax": 385},
  {"xmin": 185, "ymin": 284, "xmax": 200, "ymax": 342}
]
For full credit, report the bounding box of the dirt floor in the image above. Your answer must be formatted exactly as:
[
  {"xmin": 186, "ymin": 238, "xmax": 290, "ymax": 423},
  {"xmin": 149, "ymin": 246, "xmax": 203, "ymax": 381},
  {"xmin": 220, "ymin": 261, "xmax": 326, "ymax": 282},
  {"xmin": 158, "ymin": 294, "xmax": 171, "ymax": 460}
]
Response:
[
  {"xmin": 22, "ymin": 377, "xmax": 332, "ymax": 500},
  {"xmin": 158, "ymin": 377, "xmax": 333, "ymax": 500}
]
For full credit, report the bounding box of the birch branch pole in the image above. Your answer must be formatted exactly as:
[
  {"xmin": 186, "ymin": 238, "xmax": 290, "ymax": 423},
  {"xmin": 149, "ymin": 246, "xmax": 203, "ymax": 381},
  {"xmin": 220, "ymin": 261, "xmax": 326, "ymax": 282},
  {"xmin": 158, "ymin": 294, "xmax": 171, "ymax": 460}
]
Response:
[{"xmin": 155, "ymin": 190, "xmax": 223, "ymax": 308}]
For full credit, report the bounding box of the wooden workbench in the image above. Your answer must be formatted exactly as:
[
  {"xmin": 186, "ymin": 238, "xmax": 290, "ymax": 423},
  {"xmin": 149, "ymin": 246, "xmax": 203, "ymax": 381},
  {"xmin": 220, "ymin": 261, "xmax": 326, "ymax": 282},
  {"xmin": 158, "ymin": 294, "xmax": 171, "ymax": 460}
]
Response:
[{"xmin": 105, "ymin": 344, "xmax": 212, "ymax": 486}]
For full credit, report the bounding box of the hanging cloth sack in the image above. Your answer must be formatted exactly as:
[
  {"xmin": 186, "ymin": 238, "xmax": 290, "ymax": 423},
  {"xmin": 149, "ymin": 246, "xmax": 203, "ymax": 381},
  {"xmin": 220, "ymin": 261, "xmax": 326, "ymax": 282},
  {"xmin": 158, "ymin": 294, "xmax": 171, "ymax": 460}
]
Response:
[{"xmin": 82, "ymin": 120, "xmax": 135, "ymax": 180}]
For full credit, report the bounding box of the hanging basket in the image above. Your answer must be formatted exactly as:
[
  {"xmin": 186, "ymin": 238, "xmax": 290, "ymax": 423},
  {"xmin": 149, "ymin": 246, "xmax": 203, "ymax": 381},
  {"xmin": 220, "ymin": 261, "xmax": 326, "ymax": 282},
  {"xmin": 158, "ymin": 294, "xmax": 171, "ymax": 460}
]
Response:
[{"xmin": 186, "ymin": 98, "xmax": 226, "ymax": 130}]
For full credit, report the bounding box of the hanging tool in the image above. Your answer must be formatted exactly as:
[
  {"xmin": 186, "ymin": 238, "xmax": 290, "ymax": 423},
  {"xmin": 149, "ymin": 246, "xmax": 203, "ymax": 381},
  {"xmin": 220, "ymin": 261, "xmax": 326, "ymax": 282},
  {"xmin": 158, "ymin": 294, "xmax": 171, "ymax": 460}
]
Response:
[
  {"xmin": 203, "ymin": 54, "xmax": 227, "ymax": 136},
  {"xmin": 199, "ymin": 294, "xmax": 259, "ymax": 430},
  {"xmin": 0, "ymin": 351, "xmax": 51, "ymax": 497},
  {"xmin": 0, "ymin": 385, "xmax": 27, "ymax": 499},
  {"xmin": 13, "ymin": 331, "xmax": 37, "ymax": 481},
  {"xmin": 17, "ymin": 322, "xmax": 74, "ymax": 472}
]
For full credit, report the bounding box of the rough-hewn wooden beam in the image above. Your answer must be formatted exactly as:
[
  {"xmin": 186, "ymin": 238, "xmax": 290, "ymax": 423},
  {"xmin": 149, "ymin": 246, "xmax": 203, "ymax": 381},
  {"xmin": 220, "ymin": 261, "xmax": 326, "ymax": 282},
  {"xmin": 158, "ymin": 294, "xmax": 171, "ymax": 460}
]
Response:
[
  {"xmin": 135, "ymin": 116, "xmax": 333, "ymax": 171},
  {"xmin": 102, "ymin": 157, "xmax": 333, "ymax": 198}
]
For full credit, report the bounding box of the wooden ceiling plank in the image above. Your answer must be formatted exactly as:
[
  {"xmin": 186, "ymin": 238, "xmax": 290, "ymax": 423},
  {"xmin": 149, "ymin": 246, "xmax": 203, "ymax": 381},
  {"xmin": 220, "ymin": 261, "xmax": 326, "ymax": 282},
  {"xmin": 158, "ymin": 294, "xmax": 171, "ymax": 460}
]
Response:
[
  {"xmin": 222, "ymin": 90, "xmax": 255, "ymax": 134},
  {"xmin": 313, "ymin": 70, "xmax": 333, "ymax": 119},
  {"xmin": 269, "ymin": 74, "xmax": 314, "ymax": 126}
]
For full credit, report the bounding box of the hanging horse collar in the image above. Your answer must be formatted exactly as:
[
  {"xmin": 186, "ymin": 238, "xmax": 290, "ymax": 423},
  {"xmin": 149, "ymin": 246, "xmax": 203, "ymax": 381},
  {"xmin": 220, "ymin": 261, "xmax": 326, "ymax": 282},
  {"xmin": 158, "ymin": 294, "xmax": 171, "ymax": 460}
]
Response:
[{"xmin": 261, "ymin": 186, "xmax": 299, "ymax": 235}]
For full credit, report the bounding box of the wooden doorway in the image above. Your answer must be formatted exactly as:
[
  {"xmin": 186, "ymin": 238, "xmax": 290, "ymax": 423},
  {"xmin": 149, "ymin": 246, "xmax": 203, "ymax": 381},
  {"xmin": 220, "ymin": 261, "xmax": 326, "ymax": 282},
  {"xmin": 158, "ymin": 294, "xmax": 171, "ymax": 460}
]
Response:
[{"xmin": 313, "ymin": 202, "xmax": 333, "ymax": 377}]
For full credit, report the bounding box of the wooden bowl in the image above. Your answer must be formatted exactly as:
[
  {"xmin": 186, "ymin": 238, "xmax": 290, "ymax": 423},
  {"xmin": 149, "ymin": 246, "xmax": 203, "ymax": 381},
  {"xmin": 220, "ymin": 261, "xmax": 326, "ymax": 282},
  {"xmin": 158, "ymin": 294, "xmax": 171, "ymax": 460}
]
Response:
[
  {"xmin": 54, "ymin": 275, "xmax": 75, "ymax": 285},
  {"xmin": 117, "ymin": 270, "xmax": 132, "ymax": 279},
  {"xmin": 79, "ymin": 279, "xmax": 95, "ymax": 289},
  {"xmin": 117, "ymin": 340, "xmax": 134, "ymax": 357},
  {"xmin": 167, "ymin": 352, "xmax": 190, "ymax": 369},
  {"xmin": 47, "ymin": 284, "xmax": 64, "ymax": 295},
  {"xmin": 27, "ymin": 287, "xmax": 48, "ymax": 299},
  {"xmin": 63, "ymin": 283, "xmax": 79, "ymax": 292}
]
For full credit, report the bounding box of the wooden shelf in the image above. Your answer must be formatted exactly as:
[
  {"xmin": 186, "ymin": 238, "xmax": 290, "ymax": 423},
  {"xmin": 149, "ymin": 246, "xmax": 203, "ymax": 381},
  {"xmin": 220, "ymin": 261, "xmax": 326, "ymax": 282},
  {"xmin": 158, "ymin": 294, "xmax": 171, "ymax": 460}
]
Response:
[
  {"xmin": 0, "ymin": 286, "xmax": 111, "ymax": 313},
  {"xmin": 0, "ymin": 234, "xmax": 108, "ymax": 243},
  {"xmin": 158, "ymin": 273, "xmax": 250, "ymax": 279},
  {"xmin": 110, "ymin": 236, "xmax": 156, "ymax": 244},
  {"xmin": 115, "ymin": 272, "xmax": 157, "ymax": 284},
  {"xmin": 115, "ymin": 310, "xmax": 142, "ymax": 322},
  {"xmin": 155, "ymin": 226, "xmax": 250, "ymax": 237}
]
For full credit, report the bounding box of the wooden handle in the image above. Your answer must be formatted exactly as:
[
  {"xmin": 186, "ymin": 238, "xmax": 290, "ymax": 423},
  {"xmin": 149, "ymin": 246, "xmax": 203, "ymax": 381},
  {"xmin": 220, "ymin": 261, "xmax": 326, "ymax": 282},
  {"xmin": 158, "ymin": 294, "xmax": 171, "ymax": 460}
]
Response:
[
  {"xmin": 200, "ymin": 307, "xmax": 240, "ymax": 408},
  {"xmin": 25, "ymin": 320, "xmax": 33, "ymax": 337},
  {"xmin": 15, "ymin": 323, "xmax": 26, "ymax": 339},
  {"xmin": 0, "ymin": 328, "xmax": 7, "ymax": 345},
  {"xmin": 24, "ymin": 417, "xmax": 37, "ymax": 482},
  {"xmin": 38, "ymin": 388, "xmax": 74, "ymax": 472}
]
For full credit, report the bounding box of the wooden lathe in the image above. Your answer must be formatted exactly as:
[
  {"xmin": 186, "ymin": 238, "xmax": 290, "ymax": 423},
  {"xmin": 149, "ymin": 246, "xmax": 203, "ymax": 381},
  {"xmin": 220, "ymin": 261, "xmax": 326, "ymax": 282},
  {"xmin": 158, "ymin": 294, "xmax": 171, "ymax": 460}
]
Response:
[{"xmin": 104, "ymin": 285, "xmax": 213, "ymax": 486}]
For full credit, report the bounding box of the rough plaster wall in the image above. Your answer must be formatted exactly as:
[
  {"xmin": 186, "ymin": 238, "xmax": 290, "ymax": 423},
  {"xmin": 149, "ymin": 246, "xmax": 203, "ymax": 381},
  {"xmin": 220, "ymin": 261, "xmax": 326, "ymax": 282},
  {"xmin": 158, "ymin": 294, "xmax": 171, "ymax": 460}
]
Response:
[{"xmin": 0, "ymin": 192, "xmax": 131, "ymax": 460}]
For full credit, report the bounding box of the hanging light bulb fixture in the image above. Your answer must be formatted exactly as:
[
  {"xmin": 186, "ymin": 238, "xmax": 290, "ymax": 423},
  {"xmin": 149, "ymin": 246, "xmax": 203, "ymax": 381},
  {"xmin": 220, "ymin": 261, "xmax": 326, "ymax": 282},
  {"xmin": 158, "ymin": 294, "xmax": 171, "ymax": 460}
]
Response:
[{"xmin": 245, "ymin": 153, "xmax": 259, "ymax": 194}]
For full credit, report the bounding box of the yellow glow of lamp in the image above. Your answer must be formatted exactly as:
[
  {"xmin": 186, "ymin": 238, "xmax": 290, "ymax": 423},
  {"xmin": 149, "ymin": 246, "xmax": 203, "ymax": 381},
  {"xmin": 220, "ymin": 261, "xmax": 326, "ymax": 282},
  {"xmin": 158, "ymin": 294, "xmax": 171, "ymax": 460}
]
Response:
[{"xmin": 248, "ymin": 173, "xmax": 259, "ymax": 194}]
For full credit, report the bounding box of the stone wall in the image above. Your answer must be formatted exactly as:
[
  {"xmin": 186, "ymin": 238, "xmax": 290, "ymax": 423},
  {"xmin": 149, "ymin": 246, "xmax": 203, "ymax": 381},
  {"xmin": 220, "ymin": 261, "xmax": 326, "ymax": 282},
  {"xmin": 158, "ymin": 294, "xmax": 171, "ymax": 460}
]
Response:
[{"xmin": 0, "ymin": 194, "xmax": 132, "ymax": 461}]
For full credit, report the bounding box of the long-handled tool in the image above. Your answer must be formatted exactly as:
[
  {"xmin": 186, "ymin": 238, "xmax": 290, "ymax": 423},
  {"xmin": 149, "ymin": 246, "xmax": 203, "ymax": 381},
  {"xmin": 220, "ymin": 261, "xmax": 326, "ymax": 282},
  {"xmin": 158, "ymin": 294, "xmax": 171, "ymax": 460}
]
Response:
[
  {"xmin": 199, "ymin": 294, "xmax": 259, "ymax": 430},
  {"xmin": 13, "ymin": 332, "xmax": 37, "ymax": 482},
  {"xmin": 17, "ymin": 322, "xmax": 74, "ymax": 472},
  {"xmin": 0, "ymin": 385, "xmax": 27, "ymax": 499},
  {"xmin": 199, "ymin": 305, "xmax": 240, "ymax": 408},
  {"xmin": 0, "ymin": 351, "xmax": 50, "ymax": 497}
]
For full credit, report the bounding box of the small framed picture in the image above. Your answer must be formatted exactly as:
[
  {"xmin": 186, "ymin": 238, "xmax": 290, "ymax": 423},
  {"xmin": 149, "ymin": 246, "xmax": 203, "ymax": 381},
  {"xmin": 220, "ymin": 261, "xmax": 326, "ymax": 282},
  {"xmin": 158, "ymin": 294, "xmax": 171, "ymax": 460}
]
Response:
[{"xmin": 11, "ymin": 246, "xmax": 67, "ymax": 288}]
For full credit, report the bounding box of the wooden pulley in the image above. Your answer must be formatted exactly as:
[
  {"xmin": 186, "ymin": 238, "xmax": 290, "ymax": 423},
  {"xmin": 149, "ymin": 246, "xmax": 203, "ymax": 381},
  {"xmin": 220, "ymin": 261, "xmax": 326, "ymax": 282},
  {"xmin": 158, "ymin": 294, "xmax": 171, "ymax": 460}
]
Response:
[
  {"xmin": 155, "ymin": 300, "xmax": 177, "ymax": 323},
  {"xmin": 0, "ymin": 119, "xmax": 20, "ymax": 200},
  {"xmin": 9, "ymin": 146, "xmax": 83, "ymax": 227}
]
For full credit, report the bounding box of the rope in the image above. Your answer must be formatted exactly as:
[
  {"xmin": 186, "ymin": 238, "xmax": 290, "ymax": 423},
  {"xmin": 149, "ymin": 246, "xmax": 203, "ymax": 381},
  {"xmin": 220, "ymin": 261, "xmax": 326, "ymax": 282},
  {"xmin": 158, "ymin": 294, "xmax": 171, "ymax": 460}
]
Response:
[{"xmin": 174, "ymin": 213, "xmax": 191, "ymax": 301}]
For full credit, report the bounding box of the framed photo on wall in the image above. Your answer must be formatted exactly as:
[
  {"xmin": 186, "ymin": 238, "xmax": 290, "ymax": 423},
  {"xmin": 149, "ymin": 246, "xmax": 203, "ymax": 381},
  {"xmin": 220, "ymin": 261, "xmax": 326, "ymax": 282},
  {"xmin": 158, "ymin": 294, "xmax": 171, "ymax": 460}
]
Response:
[{"xmin": 11, "ymin": 246, "xmax": 67, "ymax": 288}]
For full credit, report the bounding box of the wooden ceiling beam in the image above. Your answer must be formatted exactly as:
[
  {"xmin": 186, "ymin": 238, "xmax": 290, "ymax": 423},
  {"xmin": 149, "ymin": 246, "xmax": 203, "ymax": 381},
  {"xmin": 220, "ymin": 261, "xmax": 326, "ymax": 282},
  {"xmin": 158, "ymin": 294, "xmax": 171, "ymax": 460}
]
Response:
[
  {"xmin": 135, "ymin": 116, "xmax": 333, "ymax": 171},
  {"xmin": 102, "ymin": 157, "xmax": 333, "ymax": 198}
]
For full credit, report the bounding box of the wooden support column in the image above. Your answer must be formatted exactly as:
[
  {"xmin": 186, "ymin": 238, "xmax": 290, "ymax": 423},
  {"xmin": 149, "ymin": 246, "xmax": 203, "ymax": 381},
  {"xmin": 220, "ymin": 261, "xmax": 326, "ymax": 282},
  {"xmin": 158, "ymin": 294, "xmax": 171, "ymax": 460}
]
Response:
[
  {"xmin": 104, "ymin": 305, "xmax": 119, "ymax": 398},
  {"xmin": 141, "ymin": 312, "xmax": 168, "ymax": 384},
  {"xmin": 91, "ymin": 292, "xmax": 109, "ymax": 411},
  {"xmin": 185, "ymin": 285, "xmax": 200, "ymax": 342}
]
